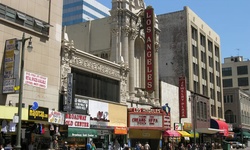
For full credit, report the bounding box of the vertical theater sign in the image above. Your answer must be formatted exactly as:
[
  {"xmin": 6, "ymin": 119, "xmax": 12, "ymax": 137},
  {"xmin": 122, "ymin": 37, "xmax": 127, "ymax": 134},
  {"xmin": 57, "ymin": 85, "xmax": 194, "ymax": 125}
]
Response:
[
  {"xmin": 179, "ymin": 76, "xmax": 187, "ymax": 118},
  {"xmin": 145, "ymin": 7, "xmax": 155, "ymax": 92}
]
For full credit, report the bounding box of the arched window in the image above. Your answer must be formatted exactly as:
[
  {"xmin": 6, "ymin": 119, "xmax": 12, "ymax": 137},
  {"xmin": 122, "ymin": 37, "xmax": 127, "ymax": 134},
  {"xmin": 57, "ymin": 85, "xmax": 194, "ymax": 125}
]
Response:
[
  {"xmin": 225, "ymin": 110, "xmax": 234, "ymax": 123},
  {"xmin": 134, "ymin": 37, "xmax": 145, "ymax": 89}
]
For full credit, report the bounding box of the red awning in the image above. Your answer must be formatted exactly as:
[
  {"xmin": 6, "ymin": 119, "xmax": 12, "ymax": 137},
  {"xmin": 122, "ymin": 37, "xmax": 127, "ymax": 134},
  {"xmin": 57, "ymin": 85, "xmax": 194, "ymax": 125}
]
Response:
[
  {"xmin": 163, "ymin": 130, "xmax": 181, "ymax": 137},
  {"xmin": 210, "ymin": 119, "xmax": 229, "ymax": 136}
]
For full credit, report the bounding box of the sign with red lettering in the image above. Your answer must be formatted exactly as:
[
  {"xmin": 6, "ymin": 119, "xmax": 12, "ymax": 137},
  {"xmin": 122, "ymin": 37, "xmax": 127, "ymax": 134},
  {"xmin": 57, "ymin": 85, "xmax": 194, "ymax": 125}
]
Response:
[
  {"xmin": 144, "ymin": 7, "xmax": 155, "ymax": 92},
  {"xmin": 129, "ymin": 114, "xmax": 162, "ymax": 128},
  {"xmin": 24, "ymin": 71, "xmax": 48, "ymax": 89},
  {"xmin": 65, "ymin": 113, "xmax": 90, "ymax": 128},
  {"xmin": 179, "ymin": 76, "xmax": 187, "ymax": 118}
]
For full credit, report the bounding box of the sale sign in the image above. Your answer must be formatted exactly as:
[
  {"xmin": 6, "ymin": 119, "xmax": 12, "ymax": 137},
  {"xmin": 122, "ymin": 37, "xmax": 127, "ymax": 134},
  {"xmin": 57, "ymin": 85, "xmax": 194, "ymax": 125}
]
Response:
[{"xmin": 24, "ymin": 71, "xmax": 48, "ymax": 89}]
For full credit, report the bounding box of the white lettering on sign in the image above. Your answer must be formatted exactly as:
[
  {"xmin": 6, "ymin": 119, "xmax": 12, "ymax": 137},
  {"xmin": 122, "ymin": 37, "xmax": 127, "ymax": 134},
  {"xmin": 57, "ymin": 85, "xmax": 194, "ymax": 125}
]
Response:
[
  {"xmin": 129, "ymin": 114, "xmax": 162, "ymax": 128},
  {"xmin": 24, "ymin": 71, "xmax": 48, "ymax": 89},
  {"xmin": 65, "ymin": 113, "xmax": 90, "ymax": 128}
]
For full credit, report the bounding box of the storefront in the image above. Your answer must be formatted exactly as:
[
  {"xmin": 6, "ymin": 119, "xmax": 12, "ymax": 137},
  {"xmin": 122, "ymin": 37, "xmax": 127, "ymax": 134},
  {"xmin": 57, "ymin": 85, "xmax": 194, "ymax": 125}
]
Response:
[
  {"xmin": 0, "ymin": 105, "xmax": 29, "ymax": 148},
  {"xmin": 64, "ymin": 113, "xmax": 94, "ymax": 149},
  {"xmin": 89, "ymin": 100, "xmax": 128, "ymax": 150},
  {"xmin": 127, "ymin": 108, "xmax": 164, "ymax": 150}
]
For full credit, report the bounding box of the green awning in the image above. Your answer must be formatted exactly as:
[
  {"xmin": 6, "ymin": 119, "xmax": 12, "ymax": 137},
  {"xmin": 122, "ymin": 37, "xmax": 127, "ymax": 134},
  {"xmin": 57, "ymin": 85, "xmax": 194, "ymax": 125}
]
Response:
[
  {"xmin": 188, "ymin": 131, "xmax": 199, "ymax": 138},
  {"xmin": 68, "ymin": 128, "xmax": 98, "ymax": 138}
]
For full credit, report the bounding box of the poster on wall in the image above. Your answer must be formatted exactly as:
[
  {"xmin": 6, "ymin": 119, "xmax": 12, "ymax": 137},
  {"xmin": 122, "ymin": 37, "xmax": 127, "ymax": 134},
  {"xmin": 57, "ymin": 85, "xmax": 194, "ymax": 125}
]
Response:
[
  {"xmin": 24, "ymin": 71, "xmax": 48, "ymax": 89},
  {"xmin": 48, "ymin": 110, "xmax": 65, "ymax": 125},
  {"xmin": 89, "ymin": 100, "xmax": 109, "ymax": 127}
]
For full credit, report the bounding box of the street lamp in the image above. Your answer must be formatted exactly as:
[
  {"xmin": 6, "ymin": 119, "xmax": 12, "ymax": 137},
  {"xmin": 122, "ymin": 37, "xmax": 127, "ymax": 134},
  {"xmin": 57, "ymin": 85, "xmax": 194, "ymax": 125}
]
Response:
[{"xmin": 15, "ymin": 33, "xmax": 33, "ymax": 149}]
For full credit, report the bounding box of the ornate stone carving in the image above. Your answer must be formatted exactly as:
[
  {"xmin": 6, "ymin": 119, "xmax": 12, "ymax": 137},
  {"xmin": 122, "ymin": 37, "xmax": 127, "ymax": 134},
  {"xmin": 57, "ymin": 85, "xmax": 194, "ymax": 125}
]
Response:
[
  {"xmin": 122, "ymin": 26, "xmax": 130, "ymax": 37},
  {"xmin": 120, "ymin": 65, "xmax": 129, "ymax": 103},
  {"xmin": 130, "ymin": 28, "xmax": 137, "ymax": 40},
  {"xmin": 72, "ymin": 56, "xmax": 120, "ymax": 79}
]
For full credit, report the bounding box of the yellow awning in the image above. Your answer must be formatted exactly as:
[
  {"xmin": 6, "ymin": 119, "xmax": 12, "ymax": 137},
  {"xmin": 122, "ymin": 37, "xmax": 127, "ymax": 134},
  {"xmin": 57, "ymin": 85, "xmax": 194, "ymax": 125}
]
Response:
[
  {"xmin": 177, "ymin": 131, "xmax": 191, "ymax": 137},
  {"xmin": 189, "ymin": 131, "xmax": 199, "ymax": 138},
  {"xmin": 0, "ymin": 106, "xmax": 28, "ymax": 120}
]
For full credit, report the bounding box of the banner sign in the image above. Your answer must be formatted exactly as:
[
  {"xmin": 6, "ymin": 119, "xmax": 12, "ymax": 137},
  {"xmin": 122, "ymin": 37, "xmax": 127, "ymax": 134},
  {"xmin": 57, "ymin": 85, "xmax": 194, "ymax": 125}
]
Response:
[
  {"xmin": 28, "ymin": 105, "xmax": 48, "ymax": 121},
  {"xmin": 48, "ymin": 110, "xmax": 65, "ymax": 125},
  {"xmin": 179, "ymin": 76, "xmax": 187, "ymax": 118},
  {"xmin": 24, "ymin": 71, "xmax": 48, "ymax": 89},
  {"xmin": 144, "ymin": 7, "xmax": 155, "ymax": 92},
  {"xmin": 2, "ymin": 39, "xmax": 17, "ymax": 93},
  {"xmin": 72, "ymin": 97, "xmax": 88, "ymax": 114},
  {"xmin": 65, "ymin": 113, "xmax": 90, "ymax": 128},
  {"xmin": 174, "ymin": 123, "xmax": 182, "ymax": 131}
]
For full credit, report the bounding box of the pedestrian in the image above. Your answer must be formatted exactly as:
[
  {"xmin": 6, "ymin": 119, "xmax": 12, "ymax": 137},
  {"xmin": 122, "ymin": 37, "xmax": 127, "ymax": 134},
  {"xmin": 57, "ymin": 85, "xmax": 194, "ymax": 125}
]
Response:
[
  {"xmin": 28, "ymin": 141, "xmax": 34, "ymax": 150},
  {"xmin": 113, "ymin": 139, "xmax": 120, "ymax": 150},
  {"xmin": 91, "ymin": 141, "xmax": 96, "ymax": 150},
  {"xmin": 86, "ymin": 141, "xmax": 92, "ymax": 150},
  {"xmin": 144, "ymin": 142, "xmax": 150, "ymax": 150}
]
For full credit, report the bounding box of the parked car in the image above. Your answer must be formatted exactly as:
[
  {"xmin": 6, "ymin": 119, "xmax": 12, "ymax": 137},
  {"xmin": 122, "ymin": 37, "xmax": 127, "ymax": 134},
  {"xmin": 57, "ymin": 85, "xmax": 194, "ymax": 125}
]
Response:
[{"xmin": 231, "ymin": 141, "xmax": 246, "ymax": 149}]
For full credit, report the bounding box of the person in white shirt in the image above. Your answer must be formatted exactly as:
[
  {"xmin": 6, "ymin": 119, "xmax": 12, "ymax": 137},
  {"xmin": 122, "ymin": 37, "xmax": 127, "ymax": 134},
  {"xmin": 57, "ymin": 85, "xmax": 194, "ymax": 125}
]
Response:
[{"xmin": 144, "ymin": 142, "xmax": 150, "ymax": 150}]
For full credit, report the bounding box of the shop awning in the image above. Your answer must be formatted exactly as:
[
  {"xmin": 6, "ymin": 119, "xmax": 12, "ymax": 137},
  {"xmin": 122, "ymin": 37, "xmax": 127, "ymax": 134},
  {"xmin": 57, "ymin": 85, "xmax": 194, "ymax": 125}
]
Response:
[
  {"xmin": 196, "ymin": 128, "xmax": 223, "ymax": 134},
  {"xmin": 68, "ymin": 128, "xmax": 97, "ymax": 138},
  {"xmin": 163, "ymin": 130, "xmax": 181, "ymax": 137},
  {"xmin": 177, "ymin": 131, "xmax": 191, "ymax": 137},
  {"xmin": 188, "ymin": 131, "xmax": 199, "ymax": 138},
  {"xmin": 210, "ymin": 119, "xmax": 229, "ymax": 136}
]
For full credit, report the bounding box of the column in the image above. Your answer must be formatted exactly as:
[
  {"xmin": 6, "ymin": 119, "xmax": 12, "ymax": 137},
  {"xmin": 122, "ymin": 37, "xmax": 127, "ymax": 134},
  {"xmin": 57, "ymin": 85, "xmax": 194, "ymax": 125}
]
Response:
[
  {"xmin": 122, "ymin": 26, "xmax": 130, "ymax": 66},
  {"xmin": 129, "ymin": 29, "xmax": 137, "ymax": 98}
]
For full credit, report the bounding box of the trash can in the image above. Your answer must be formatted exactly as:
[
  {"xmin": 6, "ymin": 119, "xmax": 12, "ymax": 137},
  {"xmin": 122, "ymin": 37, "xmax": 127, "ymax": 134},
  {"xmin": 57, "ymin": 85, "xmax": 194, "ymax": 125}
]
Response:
[{"xmin": 222, "ymin": 141, "xmax": 231, "ymax": 150}]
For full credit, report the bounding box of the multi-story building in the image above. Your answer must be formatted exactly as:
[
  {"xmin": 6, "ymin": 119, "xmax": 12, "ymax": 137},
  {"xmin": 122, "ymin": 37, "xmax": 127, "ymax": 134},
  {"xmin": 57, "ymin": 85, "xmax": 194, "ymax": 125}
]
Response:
[
  {"xmin": 222, "ymin": 56, "xmax": 250, "ymax": 91},
  {"xmin": 0, "ymin": 0, "xmax": 63, "ymax": 148},
  {"xmin": 223, "ymin": 87, "xmax": 250, "ymax": 144},
  {"xmin": 222, "ymin": 56, "xmax": 250, "ymax": 144},
  {"xmin": 157, "ymin": 6, "xmax": 227, "ymax": 142},
  {"xmin": 63, "ymin": 0, "xmax": 110, "ymax": 26}
]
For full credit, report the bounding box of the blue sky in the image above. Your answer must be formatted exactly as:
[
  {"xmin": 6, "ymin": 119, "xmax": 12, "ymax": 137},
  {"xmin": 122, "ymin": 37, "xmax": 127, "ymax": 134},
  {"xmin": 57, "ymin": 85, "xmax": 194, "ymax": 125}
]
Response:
[{"xmin": 97, "ymin": 0, "xmax": 250, "ymax": 62}]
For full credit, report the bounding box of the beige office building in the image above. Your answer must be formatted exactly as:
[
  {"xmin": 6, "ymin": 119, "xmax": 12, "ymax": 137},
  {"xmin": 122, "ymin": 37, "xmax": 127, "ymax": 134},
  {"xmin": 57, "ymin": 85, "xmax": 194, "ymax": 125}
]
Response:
[
  {"xmin": 0, "ymin": 0, "xmax": 63, "ymax": 110},
  {"xmin": 222, "ymin": 56, "xmax": 250, "ymax": 91},
  {"xmin": 158, "ymin": 6, "xmax": 224, "ymax": 119}
]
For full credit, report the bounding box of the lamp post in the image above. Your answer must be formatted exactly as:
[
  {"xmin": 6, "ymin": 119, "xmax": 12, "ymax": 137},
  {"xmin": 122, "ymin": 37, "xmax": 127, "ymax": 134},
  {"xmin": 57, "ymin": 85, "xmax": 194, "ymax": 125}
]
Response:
[{"xmin": 15, "ymin": 33, "xmax": 33, "ymax": 149}]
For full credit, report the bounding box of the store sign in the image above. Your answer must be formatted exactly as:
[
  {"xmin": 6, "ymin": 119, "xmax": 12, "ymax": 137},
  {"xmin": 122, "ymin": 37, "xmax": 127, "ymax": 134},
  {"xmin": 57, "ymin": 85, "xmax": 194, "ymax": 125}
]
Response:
[
  {"xmin": 114, "ymin": 127, "xmax": 127, "ymax": 135},
  {"xmin": 65, "ymin": 113, "xmax": 90, "ymax": 128},
  {"xmin": 24, "ymin": 71, "xmax": 48, "ymax": 89},
  {"xmin": 179, "ymin": 76, "xmax": 187, "ymax": 118},
  {"xmin": 183, "ymin": 122, "xmax": 192, "ymax": 131},
  {"xmin": 28, "ymin": 105, "xmax": 48, "ymax": 121},
  {"xmin": 48, "ymin": 110, "xmax": 65, "ymax": 125},
  {"xmin": 174, "ymin": 123, "xmax": 182, "ymax": 131},
  {"xmin": 129, "ymin": 114, "xmax": 163, "ymax": 128},
  {"xmin": 144, "ymin": 7, "xmax": 155, "ymax": 92},
  {"xmin": 72, "ymin": 97, "xmax": 88, "ymax": 114}
]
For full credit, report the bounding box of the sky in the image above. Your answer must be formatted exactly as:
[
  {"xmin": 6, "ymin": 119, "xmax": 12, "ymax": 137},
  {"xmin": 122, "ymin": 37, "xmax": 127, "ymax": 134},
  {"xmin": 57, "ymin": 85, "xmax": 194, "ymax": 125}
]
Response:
[{"xmin": 97, "ymin": 0, "xmax": 250, "ymax": 63}]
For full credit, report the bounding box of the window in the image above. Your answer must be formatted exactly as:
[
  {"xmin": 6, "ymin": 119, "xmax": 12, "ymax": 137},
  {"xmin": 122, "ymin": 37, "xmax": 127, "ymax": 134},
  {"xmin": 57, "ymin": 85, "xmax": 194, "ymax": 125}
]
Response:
[
  {"xmin": 215, "ymin": 61, "xmax": 220, "ymax": 72},
  {"xmin": 216, "ymin": 76, "xmax": 221, "ymax": 86},
  {"xmin": 225, "ymin": 110, "xmax": 234, "ymax": 123},
  {"xmin": 218, "ymin": 107, "xmax": 222, "ymax": 118},
  {"xmin": 191, "ymin": 26, "xmax": 198, "ymax": 40},
  {"xmin": 202, "ymin": 68, "xmax": 207, "ymax": 80},
  {"xmin": 194, "ymin": 81, "xmax": 199, "ymax": 93},
  {"xmin": 200, "ymin": 33, "xmax": 206, "ymax": 47},
  {"xmin": 16, "ymin": 12, "xmax": 26, "ymax": 25},
  {"xmin": 201, "ymin": 51, "xmax": 206, "ymax": 63},
  {"xmin": 204, "ymin": 103, "xmax": 207, "ymax": 120},
  {"xmin": 210, "ymin": 88, "xmax": 215, "ymax": 99},
  {"xmin": 222, "ymin": 67, "xmax": 232, "ymax": 76},
  {"xmin": 209, "ymin": 56, "xmax": 213, "ymax": 68},
  {"xmin": 208, "ymin": 40, "xmax": 213, "ymax": 52},
  {"xmin": 237, "ymin": 66, "xmax": 248, "ymax": 75},
  {"xmin": 238, "ymin": 77, "xmax": 249, "ymax": 86},
  {"xmin": 202, "ymin": 85, "xmax": 207, "ymax": 96},
  {"xmin": 215, "ymin": 46, "xmax": 220, "ymax": 57},
  {"xmin": 6, "ymin": 7, "xmax": 15, "ymax": 22},
  {"xmin": 211, "ymin": 104, "xmax": 215, "ymax": 117},
  {"xmin": 217, "ymin": 91, "xmax": 221, "ymax": 102},
  {"xmin": 223, "ymin": 79, "xmax": 233, "ymax": 87},
  {"xmin": 224, "ymin": 95, "xmax": 233, "ymax": 103},
  {"xmin": 0, "ymin": 3, "xmax": 49, "ymax": 35},
  {"xmin": 193, "ymin": 63, "xmax": 199, "ymax": 76},
  {"xmin": 209, "ymin": 72, "xmax": 214, "ymax": 83},
  {"xmin": 192, "ymin": 45, "xmax": 198, "ymax": 58},
  {"xmin": 73, "ymin": 68, "xmax": 120, "ymax": 103}
]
